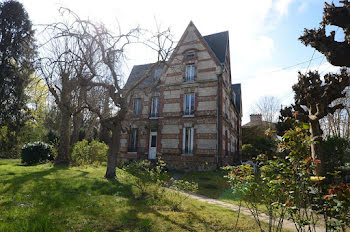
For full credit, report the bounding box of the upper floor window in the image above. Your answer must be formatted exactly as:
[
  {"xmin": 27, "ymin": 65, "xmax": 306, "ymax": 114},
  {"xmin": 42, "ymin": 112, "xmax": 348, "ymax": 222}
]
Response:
[
  {"xmin": 133, "ymin": 98, "xmax": 141, "ymax": 117},
  {"xmin": 185, "ymin": 65, "xmax": 195, "ymax": 82},
  {"xmin": 186, "ymin": 53, "xmax": 195, "ymax": 59},
  {"xmin": 150, "ymin": 97, "xmax": 159, "ymax": 118},
  {"xmin": 184, "ymin": 93, "xmax": 195, "ymax": 116},
  {"xmin": 183, "ymin": 127, "xmax": 194, "ymax": 154}
]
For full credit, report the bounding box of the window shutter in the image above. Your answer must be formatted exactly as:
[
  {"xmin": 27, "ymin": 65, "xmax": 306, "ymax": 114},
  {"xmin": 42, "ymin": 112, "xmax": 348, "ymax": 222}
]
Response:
[
  {"xmin": 182, "ymin": 128, "xmax": 186, "ymax": 153},
  {"xmin": 190, "ymin": 128, "xmax": 194, "ymax": 153}
]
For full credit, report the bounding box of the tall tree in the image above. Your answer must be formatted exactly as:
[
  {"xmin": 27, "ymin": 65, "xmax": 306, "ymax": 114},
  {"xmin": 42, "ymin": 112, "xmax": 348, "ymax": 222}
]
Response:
[
  {"xmin": 297, "ymin": 0, "xmax": 350, "ymax": 175},
  {"xmin": 292, "ymin": 70, "xmax": 350, "ymax": 175},
  {"xmin": 0, "ymin": 0, "xmax": 36, "ymax": 156}
]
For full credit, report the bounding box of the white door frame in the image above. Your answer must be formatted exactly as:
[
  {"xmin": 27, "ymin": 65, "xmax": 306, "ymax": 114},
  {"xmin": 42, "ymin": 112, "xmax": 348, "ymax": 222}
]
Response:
[{"xmin": 148, "ymin": 131, "xmax": 157, "ymax": 159}]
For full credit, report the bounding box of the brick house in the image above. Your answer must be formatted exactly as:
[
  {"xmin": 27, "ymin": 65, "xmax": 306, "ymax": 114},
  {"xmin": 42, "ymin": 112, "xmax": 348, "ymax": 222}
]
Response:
[{"xmin": 119, "ymin": 21, "xmax": 242, "ymax": 171}]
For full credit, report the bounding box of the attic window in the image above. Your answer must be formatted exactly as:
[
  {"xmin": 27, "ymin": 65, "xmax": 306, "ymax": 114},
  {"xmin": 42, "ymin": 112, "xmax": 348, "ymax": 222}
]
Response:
[{"xmin": 187, "ymin": 53, "xmax": 195, "ymax": 59}]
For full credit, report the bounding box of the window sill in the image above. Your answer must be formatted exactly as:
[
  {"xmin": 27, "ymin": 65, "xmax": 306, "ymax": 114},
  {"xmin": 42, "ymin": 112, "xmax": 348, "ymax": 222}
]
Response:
[
  {"xmin": 181, "ymin": 153, "xmax": 193, "ymax": 156},
  {"xmin": 149, "ymin": 116, "xmax": 163, "ymax": 119},
  {"xmin": 183, "ymin": 115, "xmax": 194, "ymax": 118}
]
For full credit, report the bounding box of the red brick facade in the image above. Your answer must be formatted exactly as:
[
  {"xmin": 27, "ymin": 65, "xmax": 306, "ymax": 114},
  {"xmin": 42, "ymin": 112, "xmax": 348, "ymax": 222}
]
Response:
[{"xmin": 119, "ymin": 22, "xmax": 242, "ymax": 171}]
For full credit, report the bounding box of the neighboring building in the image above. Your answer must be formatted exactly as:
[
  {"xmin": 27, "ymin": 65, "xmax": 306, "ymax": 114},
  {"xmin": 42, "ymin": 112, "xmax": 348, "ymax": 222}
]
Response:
[
  {"xmin": 243, "ymin": 114, "xmax": 275, "ymax": 129},
  {"xmin": 119, "ymin": 21, "xmax": 242, "ymax": 171}
]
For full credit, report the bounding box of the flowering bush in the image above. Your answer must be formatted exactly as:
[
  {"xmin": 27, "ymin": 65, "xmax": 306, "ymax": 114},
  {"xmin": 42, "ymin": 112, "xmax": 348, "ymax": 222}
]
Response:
[{"xmin": 225, "ymin": 125, "xmax": 350, "ymax": 232}]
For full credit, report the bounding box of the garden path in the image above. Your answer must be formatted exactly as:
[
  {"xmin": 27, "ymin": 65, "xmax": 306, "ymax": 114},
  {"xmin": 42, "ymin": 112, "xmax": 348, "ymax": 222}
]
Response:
[{"xmin": 178, "ymin": 190, "xmax": 326, "ymax": 232}]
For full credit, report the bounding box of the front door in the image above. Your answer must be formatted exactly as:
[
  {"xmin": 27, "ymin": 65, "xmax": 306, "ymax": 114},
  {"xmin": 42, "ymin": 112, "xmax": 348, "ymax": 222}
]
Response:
[{"xmin": 148, "ymin": 131, "xmax": 157, "ymax": 159}]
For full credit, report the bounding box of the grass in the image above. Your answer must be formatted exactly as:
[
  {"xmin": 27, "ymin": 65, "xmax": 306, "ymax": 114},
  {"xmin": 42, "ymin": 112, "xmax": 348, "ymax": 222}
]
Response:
[
  {"xmin": 0, "ymin": 159, "xmax": 275, "ymax": 232},
  {"xmin": 182, "ymin": 170, "xmax": 242, "ymax": 204}
]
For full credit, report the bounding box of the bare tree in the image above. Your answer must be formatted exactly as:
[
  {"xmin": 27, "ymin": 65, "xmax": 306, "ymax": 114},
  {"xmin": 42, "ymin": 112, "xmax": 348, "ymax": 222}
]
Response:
[
  {"xmin": 47, "ymin": 9, "xmax": 175, "ymax": 178},
  {"xmin": 253, "ymin": 96, "xmax": 280, "ymax": 123},
  {"xmin": 38, "ymin": 31, "xmax": 85, "ymax": 164}
]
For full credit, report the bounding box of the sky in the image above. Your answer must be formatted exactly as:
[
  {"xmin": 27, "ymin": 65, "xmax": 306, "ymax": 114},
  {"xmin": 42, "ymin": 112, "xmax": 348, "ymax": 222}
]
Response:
[{"xmin": 19, "ymin": 0, "xmax": 344, "ymax": 123}]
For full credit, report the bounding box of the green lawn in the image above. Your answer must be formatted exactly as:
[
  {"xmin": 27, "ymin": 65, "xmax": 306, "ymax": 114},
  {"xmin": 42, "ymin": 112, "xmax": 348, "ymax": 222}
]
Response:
[
  {"xmin": 0, "ymin": 159, "xmax": 273, "ymax": 232},
  {"xmin": 182, "ymin": 170, "xmax": 242, "ymax": 204}
]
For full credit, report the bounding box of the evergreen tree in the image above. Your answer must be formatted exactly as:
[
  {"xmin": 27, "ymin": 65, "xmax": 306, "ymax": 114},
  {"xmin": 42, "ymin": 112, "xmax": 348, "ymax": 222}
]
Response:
[{"xmin": 0, "ymin": 0, "xmax": 36, "ymax": 156}]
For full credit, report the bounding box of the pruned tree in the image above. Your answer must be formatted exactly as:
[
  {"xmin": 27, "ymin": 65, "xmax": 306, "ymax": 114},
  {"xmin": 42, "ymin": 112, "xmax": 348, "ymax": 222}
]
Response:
[
  {"xmin": 299, "ymin": 0, "xmax": 350, "ymax": 67},
  {"xmin": 292, "ymin": 69, "xmax": 350, "ymax": 175},
  {"xmin": 297, "ymin": 0, "xmax": 350, "ymax": 175}
]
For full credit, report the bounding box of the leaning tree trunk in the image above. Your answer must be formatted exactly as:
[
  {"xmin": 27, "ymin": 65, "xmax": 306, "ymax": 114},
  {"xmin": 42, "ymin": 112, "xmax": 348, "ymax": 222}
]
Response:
[
  {"xmin": 309, "ymin": 119, "xmax": 324, "ymax": 176},
  {"xmin": 104, "ymin": 122, "xmax": 121, "ymax": 179},
  {"xmin": 57, "ymin": 106, "xmax": 71, "ymax": 165}
]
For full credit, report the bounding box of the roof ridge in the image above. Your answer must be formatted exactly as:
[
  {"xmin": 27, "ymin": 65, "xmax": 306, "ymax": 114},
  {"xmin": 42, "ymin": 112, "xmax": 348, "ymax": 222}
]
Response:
[{"xmin": 203, "ymin": 30, "xmax": 229, "ymax": 37}]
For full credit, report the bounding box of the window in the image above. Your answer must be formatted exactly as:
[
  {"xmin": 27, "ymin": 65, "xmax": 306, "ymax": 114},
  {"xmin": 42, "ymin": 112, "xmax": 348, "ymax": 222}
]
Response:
[
  {"xmin": 129, "ymin": 128, "xmax": 138, "ymax": 152},
  {"xmin": 133, "ymin": 98, "xmax": 141, "ymax": 116},
  {"xmin": 186, "ymin": 53, "xmax": 195, "ymax": 59},
  {"xmin": 182, "ymin": 127, "xmax": 194, "ymax": 154},
  {"xmin": 184, "ymin": 93, "xmax": 195, "ymax": 115},
  {"xmin": 150, "ymin": 97, "xmax": 159, "ymax": 117},
  {"xmin": 185, "ymin": 65, "xmax": 195, "ymax": 82}
]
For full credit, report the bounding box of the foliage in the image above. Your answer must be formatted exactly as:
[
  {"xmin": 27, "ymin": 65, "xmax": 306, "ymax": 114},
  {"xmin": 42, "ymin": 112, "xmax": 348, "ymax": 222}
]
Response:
[
  {"xmin": 0, "ymin": 0, "xmax": 36, "ymax": 157},
  {"xmin": 276, "ymin": 106, "xmax": 295, "ymax": 136},
  {"xmin": 242, "ymin": 126, "xmax": 277, "ymax": 160},
  {"xmin": 122, "ymin": 157, "xmax": 168, "ymax": 199},
  {"xmin": 322, "ymin": 136, "xmax": 350, "ymax": 175},
  {"xmin": 225, "ymin": 125, "xmax": 350, "ymax": 231},
  {"xmin": 168, "ymin": 179, "xmax": 198, "ymax": 211},
  {"xmin": 71, "ymin": 140, "xmax": 108, "ymax": 166},
  {"xmin": 21, "ymin": 141, "xmax": 53, "ymax": 165},
  {"xmin": 242, "ymin": 144, "xmax": 259, "ymax": 161}
]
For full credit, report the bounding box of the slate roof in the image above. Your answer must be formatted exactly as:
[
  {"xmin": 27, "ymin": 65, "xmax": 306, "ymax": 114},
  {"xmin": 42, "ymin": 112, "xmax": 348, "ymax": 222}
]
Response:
[
  {"xmin": 124, "ymin": 30, "xmax": 229, "ymax": 89},
  {"xmin": 231, "ymin": 84, "xmax": 242, "ymax": 115},
  {"xmin": 203, "ymin": 31, "xmax": 229, "ymax": 65},
  {"xmin": 123, "ymin": 63, "xmax": 164, "ymax": 89}
]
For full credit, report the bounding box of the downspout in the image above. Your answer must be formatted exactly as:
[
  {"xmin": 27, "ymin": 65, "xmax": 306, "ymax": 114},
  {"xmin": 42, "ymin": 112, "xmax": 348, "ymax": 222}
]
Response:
[{"xmin": 216, "ymin": 66, "xmax": 223, "ymax": 167}]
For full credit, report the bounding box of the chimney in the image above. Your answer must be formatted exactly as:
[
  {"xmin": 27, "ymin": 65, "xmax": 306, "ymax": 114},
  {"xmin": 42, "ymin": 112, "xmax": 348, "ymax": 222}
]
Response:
[{"xmin": 250, "ymin": 114, "xmax": 262, "ymax": 125}]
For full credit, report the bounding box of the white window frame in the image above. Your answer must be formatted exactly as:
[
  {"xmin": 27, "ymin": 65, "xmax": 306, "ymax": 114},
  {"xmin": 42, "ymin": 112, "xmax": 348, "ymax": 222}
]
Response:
[
  {"xmin": 151, "ymin": 97, "xmax": 159, "ymax": 117},
  {"xmin": 184, "ymin": 93, "xmax": 195, "ymax": 116},
  {"xmin": 182, "ymin": 127, "xmax": 194, "ymax": 154},
  {"xmin": 185, "ymin": 65, "xmax": 195, "ymax": 82}
]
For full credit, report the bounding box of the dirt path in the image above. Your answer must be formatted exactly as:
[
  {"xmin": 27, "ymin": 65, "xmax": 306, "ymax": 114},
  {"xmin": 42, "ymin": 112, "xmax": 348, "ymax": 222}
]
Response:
[{"xmin": 178, "ymin": 190, "xmax": 326, "ymax": 232}]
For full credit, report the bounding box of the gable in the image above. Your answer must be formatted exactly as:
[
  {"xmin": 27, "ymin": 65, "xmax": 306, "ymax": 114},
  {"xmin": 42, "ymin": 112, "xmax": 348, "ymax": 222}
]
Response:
[{"xmin": 161, "ymin": 22, "xmax": 222, "ymax": 84}]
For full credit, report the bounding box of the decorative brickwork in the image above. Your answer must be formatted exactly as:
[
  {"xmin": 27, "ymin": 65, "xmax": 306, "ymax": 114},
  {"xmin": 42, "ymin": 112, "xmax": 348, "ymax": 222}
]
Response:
[{"xmin": 119, "ymin": 22, "xmax": 242, "ymax": 171}]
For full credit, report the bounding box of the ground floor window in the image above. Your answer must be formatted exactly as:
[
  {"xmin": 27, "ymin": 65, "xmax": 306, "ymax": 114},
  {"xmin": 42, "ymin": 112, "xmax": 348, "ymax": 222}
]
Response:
[
  {"xmin": 183, "ymin": 127, "xmax": 194, "ymax": 154},
  {"xmin": 129, "ymin": 128, "xmax": 138, "ymax": 152}
]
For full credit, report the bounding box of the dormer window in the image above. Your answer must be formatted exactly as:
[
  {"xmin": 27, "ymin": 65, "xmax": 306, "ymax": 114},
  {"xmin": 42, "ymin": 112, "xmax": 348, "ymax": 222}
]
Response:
[{"xmin": 185, "ymin": 65, "xmax": 195, "ymax": 82}]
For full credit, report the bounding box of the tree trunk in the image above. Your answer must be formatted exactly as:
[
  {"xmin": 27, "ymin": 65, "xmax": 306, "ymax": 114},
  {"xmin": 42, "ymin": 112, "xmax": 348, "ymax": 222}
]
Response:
[
  {"xmin": 104, "ymin": 123, "xmax": 121, "ymax": 179},
  {"xmin": 57, "ymin": 107, "xmax": 71, "ymax": 165},
  {"xmin": 309, "ymin": 119, "xmax": 324, "ymax": 176},
  {"xmin": 71, "ymin": 111, "xmax": 83, "ymax": 145},
  {"xmin": 84, "ymin": 115, "xmax": 98, "ymax": 140}
]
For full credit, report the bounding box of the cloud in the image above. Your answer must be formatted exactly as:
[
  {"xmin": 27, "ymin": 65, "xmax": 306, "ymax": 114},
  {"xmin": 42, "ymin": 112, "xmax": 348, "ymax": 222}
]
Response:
[{"xmin": 274, "ymin": 0, "xmax": 296, "ymax": 16}]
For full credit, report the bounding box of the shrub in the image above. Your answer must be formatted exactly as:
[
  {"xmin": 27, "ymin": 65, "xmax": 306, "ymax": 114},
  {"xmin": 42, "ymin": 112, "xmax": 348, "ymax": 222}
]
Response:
[
  {"xmin": 21, "ymin": 141, "xmax": 53, "ymax": 165},
  {"xmin": 122, "ymin": 157, "xmax": 168, "ymax": 199},
  {"xmin": 71, "ymin": 140, "xmax": 108, "ymax": 166},
  {"xmin": 168, "ymin": 179, "xmax": 198, "ymax": 211},
  {"xmin": 322, "ymin": 136, "xmax": 350, "ymax": 175}
]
